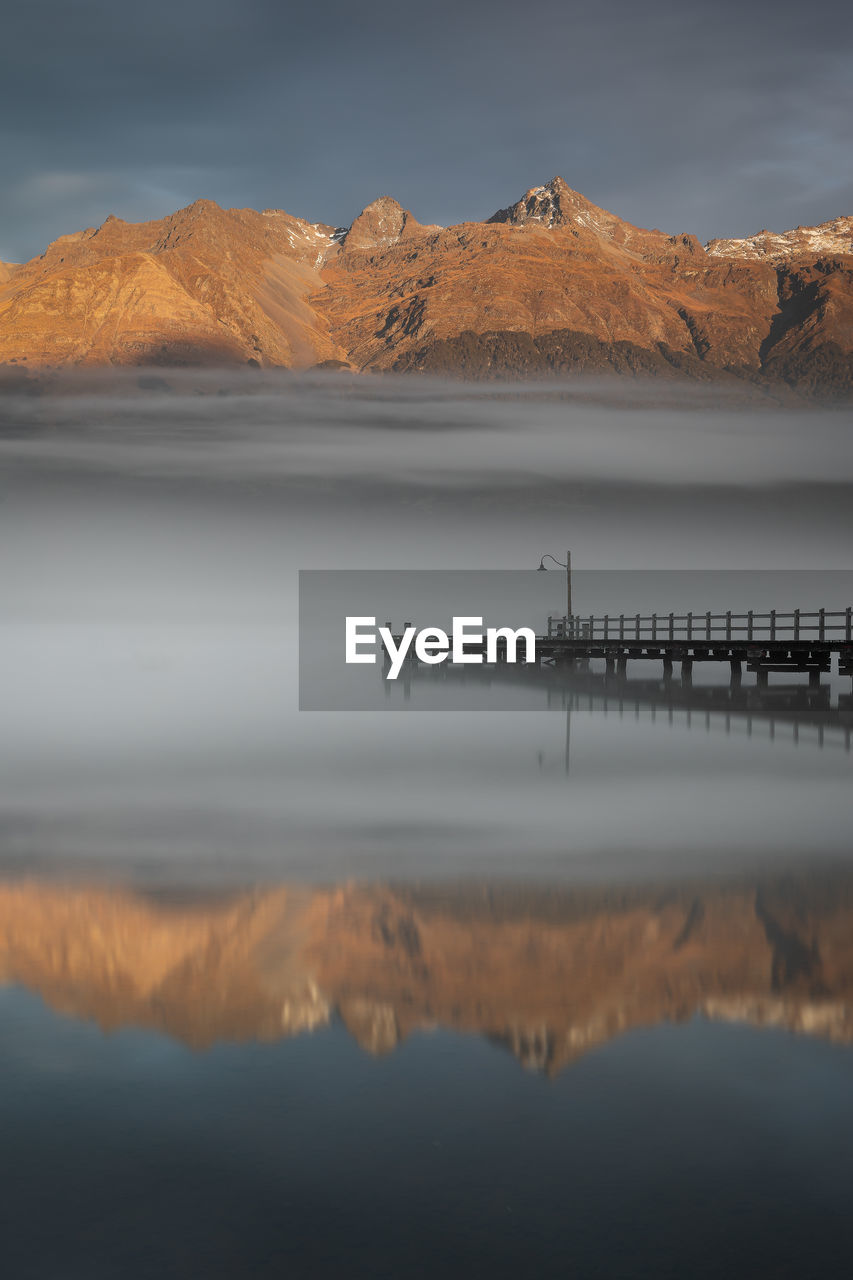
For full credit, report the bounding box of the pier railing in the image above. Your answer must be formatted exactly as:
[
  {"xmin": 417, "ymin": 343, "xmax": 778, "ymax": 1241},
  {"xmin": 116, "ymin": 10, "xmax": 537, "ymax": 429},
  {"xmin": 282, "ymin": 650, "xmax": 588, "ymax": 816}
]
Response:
[{"xmin": 546, "ymin": 608, "xmax": 853, "ymax": 645}]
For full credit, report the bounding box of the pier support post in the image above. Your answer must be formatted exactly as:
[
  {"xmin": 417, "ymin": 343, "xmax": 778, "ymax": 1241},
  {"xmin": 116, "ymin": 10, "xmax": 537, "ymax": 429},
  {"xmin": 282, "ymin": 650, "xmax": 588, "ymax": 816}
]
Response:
[
  {"xmin": 756, "ymin": 667, "xmax": 768, "ymax": 688},
  {"xmin": 730, "ymin": 659, "xmax": 742, "ymax": 687},
  {"xmin": 809, "ymin": 668, "xmax": 821, "ymax": 689},
  {"xmin": 681, "ymin": 659, "xmax": 693, "ymax": 686},
  {"xmin": 663, "ymin": 657, "xmax": 674, "ymax": 681}
]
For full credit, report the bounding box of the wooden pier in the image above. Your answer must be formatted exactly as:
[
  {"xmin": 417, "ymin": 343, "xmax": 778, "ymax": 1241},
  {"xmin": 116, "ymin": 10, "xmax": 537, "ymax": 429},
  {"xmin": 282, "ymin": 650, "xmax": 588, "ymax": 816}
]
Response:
[
  {"xmin": 389, "ymin": 607, "xmax": 853, "ymax": 688},
  {"xmin": 539, "ymin": 607, "xmax": 853, "ymax": 688}
]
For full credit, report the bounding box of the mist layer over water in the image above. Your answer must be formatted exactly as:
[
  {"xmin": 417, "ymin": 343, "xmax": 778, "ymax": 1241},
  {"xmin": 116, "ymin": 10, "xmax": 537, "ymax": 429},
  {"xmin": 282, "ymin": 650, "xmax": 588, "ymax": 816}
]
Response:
[{"xmin": 1, "ymin": 372, "xmax": 851, "ymax": 879}]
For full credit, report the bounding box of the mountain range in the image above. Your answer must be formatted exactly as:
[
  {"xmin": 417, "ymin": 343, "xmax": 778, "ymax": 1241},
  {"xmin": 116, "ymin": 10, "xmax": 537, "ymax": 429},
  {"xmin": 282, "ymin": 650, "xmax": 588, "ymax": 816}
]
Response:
[{"xmin": 1, "ymin": 177, "xmax": 851, "ymax": 394}]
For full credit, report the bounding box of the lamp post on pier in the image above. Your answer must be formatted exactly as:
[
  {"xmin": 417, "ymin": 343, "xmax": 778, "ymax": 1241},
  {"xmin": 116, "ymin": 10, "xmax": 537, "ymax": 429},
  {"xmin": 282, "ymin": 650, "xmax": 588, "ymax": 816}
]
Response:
[{"xmin": 537, "ymin": 551, "xmax": 572, "ymax": 622}]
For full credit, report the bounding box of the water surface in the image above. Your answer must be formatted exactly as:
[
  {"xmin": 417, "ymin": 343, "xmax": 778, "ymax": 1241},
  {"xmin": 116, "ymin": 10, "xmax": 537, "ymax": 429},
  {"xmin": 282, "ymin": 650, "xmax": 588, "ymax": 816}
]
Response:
[{"xmin": 1, "ymin": 372, "xmax": 852, "ymax": 1275}]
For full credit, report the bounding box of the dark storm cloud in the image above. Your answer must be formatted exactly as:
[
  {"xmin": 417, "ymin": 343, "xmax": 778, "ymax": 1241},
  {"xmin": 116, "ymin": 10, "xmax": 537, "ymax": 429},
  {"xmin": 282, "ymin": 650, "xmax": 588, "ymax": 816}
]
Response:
[{"xmin": 1, "ymin": 0, "xmax": 851, "ymax": 261}]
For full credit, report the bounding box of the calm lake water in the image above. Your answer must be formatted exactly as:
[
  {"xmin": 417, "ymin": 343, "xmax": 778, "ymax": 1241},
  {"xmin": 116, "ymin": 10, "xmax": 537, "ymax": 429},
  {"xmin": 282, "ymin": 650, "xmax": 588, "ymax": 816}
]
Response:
[
  {"xmin": 1, "ymin": 372, "xmax": 852, "ymax": 1275},
  {"xmin": 3, "ymin": 868, "xmax": 853, "ymax": 1278}
]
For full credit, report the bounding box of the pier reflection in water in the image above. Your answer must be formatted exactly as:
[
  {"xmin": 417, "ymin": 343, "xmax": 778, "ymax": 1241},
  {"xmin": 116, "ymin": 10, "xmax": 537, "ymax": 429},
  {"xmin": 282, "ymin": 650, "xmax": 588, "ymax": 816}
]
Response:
[
  {"xmin": 2, "ymin": 867, "xmax": 853, "ymax": 1277},
  {"xmin": 397, "ymin": 659, "xmax": 853, "ymax": 768}
]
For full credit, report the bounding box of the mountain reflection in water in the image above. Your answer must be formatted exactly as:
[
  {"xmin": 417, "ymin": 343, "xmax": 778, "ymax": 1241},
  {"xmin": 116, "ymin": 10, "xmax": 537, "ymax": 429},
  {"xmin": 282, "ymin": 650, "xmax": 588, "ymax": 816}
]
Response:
[{"xmin": 3, "ymin": 869, "xmax": 853, "ymax": 1073}]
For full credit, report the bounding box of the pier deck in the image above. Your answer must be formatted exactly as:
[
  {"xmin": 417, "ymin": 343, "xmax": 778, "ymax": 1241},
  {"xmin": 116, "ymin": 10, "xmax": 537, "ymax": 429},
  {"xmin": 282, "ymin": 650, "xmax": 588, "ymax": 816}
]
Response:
[
  {"xmin": 538, "ymin": 608, "xmax": 853, "ymax": 686},
  {"xmin": 391, "ymin": 608, "xmax": 853, "ymax": 687}
]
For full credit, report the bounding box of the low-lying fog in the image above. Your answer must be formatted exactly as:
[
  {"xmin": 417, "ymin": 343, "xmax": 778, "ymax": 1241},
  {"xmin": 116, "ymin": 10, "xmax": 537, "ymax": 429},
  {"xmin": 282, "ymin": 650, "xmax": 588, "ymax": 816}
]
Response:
[{"xmin": 1, "ymin": 371, "xmax": 851, "ymax": 879}]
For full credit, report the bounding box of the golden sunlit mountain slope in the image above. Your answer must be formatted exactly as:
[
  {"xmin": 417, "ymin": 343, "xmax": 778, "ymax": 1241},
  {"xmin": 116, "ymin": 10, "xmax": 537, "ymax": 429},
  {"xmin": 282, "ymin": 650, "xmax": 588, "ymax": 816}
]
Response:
[
  {"xmin": 1, "ymin": 178, "xmax": 851, "ymax": 393},
  {"xmin": 0, "ymin": 200, "xmax": 345, "ymax": 368}
]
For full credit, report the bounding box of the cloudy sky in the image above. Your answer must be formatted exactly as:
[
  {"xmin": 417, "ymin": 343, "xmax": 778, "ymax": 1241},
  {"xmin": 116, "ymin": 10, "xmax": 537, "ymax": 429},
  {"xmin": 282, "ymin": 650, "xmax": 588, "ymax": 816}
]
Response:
[{"xmin": 1, "ymin": 0, "xmax": 851, "ymax": 263}]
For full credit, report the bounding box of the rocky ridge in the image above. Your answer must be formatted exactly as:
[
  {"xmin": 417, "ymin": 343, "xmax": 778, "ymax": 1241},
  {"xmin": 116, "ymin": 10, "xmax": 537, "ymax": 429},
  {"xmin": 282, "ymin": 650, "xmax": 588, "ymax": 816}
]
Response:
[
  {"xmin": 707, "ymin": 215, "xmax": 853, "ymax": 262},
  {"xmin": 0, "ymin": 178, "xmax": 851, "ymax": 394}
]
